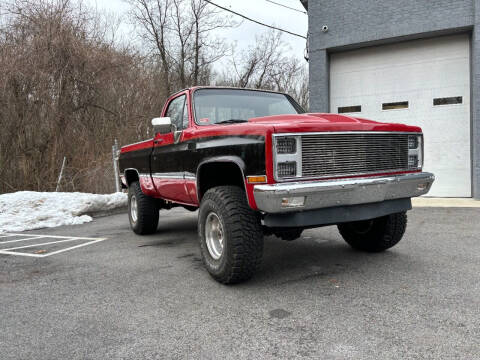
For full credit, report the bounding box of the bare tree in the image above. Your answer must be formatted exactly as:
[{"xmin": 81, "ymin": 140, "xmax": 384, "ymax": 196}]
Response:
[
  {"xmin": 0, "ymin": 0, "xmax": 164, "ymax": 193},
  {"xmin": 126, "ymin": 0, "xmax": 172, "ymax": 93},
  {"xmin": 218, "ymin": 30, "xmax": 309, "ymax": 109},
  {"xmin": 188, "ymin": 0, "xmax": 232, "ymax": 85},
  {"xmin": 126, "ymin": 0, "xmax": 234, "ymax": 89}
]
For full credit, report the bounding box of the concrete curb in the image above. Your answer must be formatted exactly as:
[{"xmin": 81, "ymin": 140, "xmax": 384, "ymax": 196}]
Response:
[{"xmin": 412, "ymin": 198, "xmax": 480, "ymax": 208}]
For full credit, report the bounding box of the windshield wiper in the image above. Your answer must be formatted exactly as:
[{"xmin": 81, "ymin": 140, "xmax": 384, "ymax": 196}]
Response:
[{"xmin": 215, "ymin": 119, "xmax": 248, "ymax": 124}]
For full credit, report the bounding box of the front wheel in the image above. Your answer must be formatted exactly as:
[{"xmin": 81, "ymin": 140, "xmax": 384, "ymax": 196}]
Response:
[
  {"xmin": 198, "ymin": 186, "xmax": 263, "ymax": 284},
  {"xmin": 337, "ymin": 212, "xmax": 407, "ymax": 252}
]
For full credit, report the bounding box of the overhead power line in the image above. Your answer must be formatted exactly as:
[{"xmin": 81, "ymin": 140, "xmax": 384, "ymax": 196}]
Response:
[
  {"xmin": 204, "ymin": 0, "xmax": 307, "ymax": 39},
  {"xmin": 265, "ymin": 0, "xmax": 307, "ymax": 14}
]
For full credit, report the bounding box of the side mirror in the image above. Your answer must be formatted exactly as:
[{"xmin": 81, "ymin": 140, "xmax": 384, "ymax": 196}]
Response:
[{"xmin": 152, "ymin": 117, "xmax": 172, "ymax": 134}]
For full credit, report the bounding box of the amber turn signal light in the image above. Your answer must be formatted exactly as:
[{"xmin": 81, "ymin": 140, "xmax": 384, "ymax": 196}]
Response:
[{"xmin": 247, "ymin": 175, "xmax": 267, "ymax": 184}]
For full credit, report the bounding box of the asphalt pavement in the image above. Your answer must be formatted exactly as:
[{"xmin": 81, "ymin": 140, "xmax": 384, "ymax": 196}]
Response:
[{"xmin": 1, "ymin": 207, "xmax": 479, "ymax": 359}]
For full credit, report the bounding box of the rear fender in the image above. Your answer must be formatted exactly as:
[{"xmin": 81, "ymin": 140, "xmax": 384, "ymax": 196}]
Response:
[{"xmin": 123, "ymin": 168, "xmax": 156, "ymax": 197}]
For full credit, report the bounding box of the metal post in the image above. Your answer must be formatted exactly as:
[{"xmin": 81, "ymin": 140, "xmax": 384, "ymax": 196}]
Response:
[
  {"xmin": 112, "ymin": 139, "xmax": 121, "ymax": 192},
  {"xmin": 55, "ymin": 156, "xmax": 66, "ymax": 192}
]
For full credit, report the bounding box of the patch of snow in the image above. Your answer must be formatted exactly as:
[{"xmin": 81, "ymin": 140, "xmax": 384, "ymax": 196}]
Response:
[{"xmin": 0, "ymin": 191, "xmax": 127, "ymax": 233}]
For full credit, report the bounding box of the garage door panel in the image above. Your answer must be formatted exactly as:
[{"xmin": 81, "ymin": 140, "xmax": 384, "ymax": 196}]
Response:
[
  {"xmin": 332, "ymin": 59, "xmax": 469, "ymax": 99},
  {"xmin": 429, "ymin": 168, "xmax": 471, "ymax": 197},
  {"xmin": 425, "ymin": 145, "xmax": 470, "ymax": 167},
  {"xmin": 330, "ymin": 34, "xmax": 471, "ymax": 197},
  {"xmin": 424, "ymin": 126, "xmax": 469, "ymax": 142},
  {"xmin": 331, "ymin": 36, "xmax": 469, "ymax": 72}
]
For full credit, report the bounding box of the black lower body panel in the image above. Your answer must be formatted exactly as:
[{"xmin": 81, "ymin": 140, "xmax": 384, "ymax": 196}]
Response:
[{"xmin": 263, "ymin": 198, "xmax": 412, "ymax": 228}]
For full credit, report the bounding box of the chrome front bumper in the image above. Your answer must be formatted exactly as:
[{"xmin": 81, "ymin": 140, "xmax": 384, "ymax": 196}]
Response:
[{"xmin": 253, "ymin": 172, "xmax": 435, "ymax": 213}]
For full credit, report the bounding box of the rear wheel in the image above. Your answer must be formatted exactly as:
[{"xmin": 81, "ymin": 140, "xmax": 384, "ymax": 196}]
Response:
[
  {"xmin": 128, "ymin": 181, "xmax": 159, "ymax": 235},
  {"xmin": 198, "ymin": 186, "xmax": 263, "ymax": 284},
  {"xmin": 337, "ymin": 212, "xmax": 407, "ymax": 252}
]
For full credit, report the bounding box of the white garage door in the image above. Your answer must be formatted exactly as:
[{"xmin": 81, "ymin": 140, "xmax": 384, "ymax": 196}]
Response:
[{"xmin": 330, "ymin": 34, "xmax": 471, "ymax": 197}]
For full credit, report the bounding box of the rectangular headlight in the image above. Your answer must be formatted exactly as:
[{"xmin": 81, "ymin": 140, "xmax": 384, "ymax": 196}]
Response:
[
  {"xmin": 408, "ymin": 155, "xmax": 419, "ymax": 168},
  {"xmin": 273, "ymin": 134, "xmax": 302, "ymax": 180},
  {"xmin": 408, "ymin": 135, "xmax": 419, "ymax": 149},
  {"xmin": 407, "ymin": 134, "xmax": 423, "ymax": 169},
  {"xmin": 276, "ymin": 137, "xmax": 296, "ymax": 154},
  {"xmin": 277, "ymin": 162, "xmax": 297, "ymax": 177}
]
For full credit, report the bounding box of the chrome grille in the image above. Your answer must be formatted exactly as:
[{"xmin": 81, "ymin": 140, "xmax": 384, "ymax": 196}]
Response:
[{"xmin": 301, "ymin": 133, "xmax": 409, "ymax": 178}]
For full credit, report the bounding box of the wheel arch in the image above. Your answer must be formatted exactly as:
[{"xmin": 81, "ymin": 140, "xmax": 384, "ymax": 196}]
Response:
[
  {"xmin": 196, "ymin": 156, "xmax": 249, "ymax": 203},
  {"xmin": 124, "ymin": 168, "xmax": 140, "ymax": 187}
]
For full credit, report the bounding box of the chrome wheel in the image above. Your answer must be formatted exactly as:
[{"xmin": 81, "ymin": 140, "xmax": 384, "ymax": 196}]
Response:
[
  {"xmin": 205, "ymin": 212, "xmax": 224, "ymax": 260},
  {"xmin": 130, "ymin": 194, "xmax": 138, "ymax": 223}
]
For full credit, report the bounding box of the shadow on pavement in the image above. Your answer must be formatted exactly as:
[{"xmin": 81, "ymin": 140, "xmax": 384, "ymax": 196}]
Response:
[{"xmin": 130, "ymin": 212, "xmax": 417, "ymax": 287}]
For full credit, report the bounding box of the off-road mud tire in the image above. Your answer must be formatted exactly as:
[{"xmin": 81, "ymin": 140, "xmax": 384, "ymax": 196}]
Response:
[
  {"xmin": 198, "ymin": 186, "xmax": 263, "ymax": 284},
  {"xmin": 337, "ymin": 212, "xmax": 407, "ymax": 252},
  {"xmin": 128, "ymin": 181, "xmax": 159, "ymax": 235}
]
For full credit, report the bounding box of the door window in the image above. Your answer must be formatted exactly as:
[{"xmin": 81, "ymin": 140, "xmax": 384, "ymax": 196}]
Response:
[{"xmin": 166, "ymin": 95, "xmax": 186, "ymax": 130}]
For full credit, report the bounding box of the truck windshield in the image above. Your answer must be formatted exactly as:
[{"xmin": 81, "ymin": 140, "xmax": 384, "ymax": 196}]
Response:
[{"xmin": 193, "ymin": 88, "xmax": 304, "ymax": 125}]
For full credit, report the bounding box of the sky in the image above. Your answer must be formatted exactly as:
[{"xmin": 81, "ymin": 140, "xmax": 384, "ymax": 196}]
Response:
[{"xmin": 85, "ymin": 0, "xmax": 308, "ymax": 69}]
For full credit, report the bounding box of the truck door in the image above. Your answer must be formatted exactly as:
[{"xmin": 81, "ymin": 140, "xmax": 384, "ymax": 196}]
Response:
[{"xmin": 151, "ymin": 93, "xmax": 192, "ymax": 204}]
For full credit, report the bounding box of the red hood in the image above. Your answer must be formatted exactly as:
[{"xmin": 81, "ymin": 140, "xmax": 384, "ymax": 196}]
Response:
[{"xmin": 249, "ymin": 113, "xmax": 421, "ymax": 133}]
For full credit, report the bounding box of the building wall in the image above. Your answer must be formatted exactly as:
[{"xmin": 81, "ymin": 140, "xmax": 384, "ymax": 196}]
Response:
[
  {"xmin": 472, "ymin": 1, "xmax": 480, "ymax": 199},
  {"xmin": 308, "ymin": 0, "xmax": 474, "ymax": 112},
  {"xmin": 307, "ymin": 0, "xmax": 480, "ymax": 198}
]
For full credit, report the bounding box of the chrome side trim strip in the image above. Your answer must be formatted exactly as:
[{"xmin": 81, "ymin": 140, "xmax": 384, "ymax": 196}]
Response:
[
  {"xmin": 151, "ymin": 172, "xmax": 185, "ymax": 179},
  {"xmin": 140, "ymin": 172, "xmax": 197, "ymax": 180}
]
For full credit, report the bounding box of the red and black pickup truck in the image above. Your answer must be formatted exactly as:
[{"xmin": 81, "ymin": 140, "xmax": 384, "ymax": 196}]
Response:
[{"xmin": 119, "ymin": 86, "xmax": 434, "ymax": 284}]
